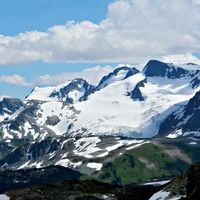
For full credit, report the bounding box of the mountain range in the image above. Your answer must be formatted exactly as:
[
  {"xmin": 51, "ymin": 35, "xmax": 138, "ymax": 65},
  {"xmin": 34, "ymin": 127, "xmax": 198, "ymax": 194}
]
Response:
[
  {"xmin": 0, "ymin": 60, "xmax": 200, "ymax": 199},
  {"xmin": 1, "ymin": 60, "xmax": 200, "ymax": 140}
]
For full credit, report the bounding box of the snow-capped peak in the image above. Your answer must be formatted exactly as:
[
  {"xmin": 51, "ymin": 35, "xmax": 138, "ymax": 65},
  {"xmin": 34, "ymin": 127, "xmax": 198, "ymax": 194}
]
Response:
[
  {"xmin": 50, "ymin": 78, "xmax": 95, "ymax": 103},
  {"xmin": 96, "ymin": 66, "xmax": 140, "ymax": 90},
  {"xmin": 26, "ymin": 78, "xmax": 95, "ymax": 103},
  {"xmin": 26, "ymin": 86, "xmax": 56, "ymax": 101}
]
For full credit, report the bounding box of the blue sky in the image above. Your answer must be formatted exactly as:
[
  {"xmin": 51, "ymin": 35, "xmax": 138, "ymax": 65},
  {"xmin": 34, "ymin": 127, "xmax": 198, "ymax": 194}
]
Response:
[
  {"xmin": 0, "ymin": 0, "xmax": 114, "ymax": 97},
  {"xmin": 0, "ymin": 0, "xmax": 200, "ymax": 98},
  {"xmin": 0, "ymin": 0, "xmax": 113, "ymax": 35}
]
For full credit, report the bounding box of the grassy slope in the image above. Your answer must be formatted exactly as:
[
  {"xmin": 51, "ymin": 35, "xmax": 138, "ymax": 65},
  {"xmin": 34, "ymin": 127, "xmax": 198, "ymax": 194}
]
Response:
[{"xmin": 97, "ymin": 141, "xmax": 199, "ymax": 185}]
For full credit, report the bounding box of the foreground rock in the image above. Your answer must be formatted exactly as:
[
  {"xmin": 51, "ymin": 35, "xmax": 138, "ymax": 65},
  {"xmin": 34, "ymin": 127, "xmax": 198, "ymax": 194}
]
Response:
[
  {"xmin": 6, "ymin": 179, "xmax": 160, "ymax": 200},
  {"xmin": 4, "ymin": 163, "xmax": 200, "ymax": 200},
  {"xmin": 149, "ymin": 162, "xmax": 200, "ymax": 200}
]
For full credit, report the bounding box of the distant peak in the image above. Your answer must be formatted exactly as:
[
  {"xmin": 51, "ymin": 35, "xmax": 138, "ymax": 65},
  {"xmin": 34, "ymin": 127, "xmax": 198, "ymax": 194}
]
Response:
[
  {"xmin": 71, "ymin": 77, "xmax": 85, "ymax": 82},
  {"xmin": 97, "ymin": 66, "xmax": 140, "ymax": 90},
  {"xmin": 144, "ymin": 60, "xmax": 172, "ymax": 70},
  {"xmin": 113, "ymin": 66, "xmax": 131, "ymax": 73},
  {"xmin": 49, "ymin": 78, "xmax": 95, "ymax": 103},
  {"xmin": 70, "ymin": 78, "xmax": 89, "ymax": 85},
  {"xmin": 143, "ymin": 59, "xmax": 194, "ymax": 79}
]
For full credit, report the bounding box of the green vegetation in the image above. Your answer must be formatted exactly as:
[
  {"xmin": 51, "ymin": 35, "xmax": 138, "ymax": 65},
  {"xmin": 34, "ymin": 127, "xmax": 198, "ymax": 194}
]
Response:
[{"xmin": 98, "ymin": 143, "xmax": 193, "ymax": 185}]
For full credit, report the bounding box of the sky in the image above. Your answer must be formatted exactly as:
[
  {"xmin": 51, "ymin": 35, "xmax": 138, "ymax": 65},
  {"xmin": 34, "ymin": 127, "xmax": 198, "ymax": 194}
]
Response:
[{"xmin": 0, "ymin": 0, "xmax": 200, "ymax": 98}]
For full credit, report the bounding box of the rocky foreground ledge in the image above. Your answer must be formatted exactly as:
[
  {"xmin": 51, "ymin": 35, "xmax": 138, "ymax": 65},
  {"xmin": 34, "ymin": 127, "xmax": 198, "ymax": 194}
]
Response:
[{"xmin": 1, "ymin": 163, "xmax": 200, "ymax": 200}]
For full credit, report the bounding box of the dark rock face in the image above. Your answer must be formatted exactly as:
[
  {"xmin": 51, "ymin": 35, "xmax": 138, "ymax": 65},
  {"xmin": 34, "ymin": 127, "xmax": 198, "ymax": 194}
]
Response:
[
  {"xmin": 191, "ymin": 73, "xmax": 200, "ymax": 88},
  {"xmin": 143, "ymin": 60, "xmax": 193, "ymax": 79},
  {"xmin": 28, "ymin": 138, "xmax": 60, "ymax": 160},
  {"xmin": 124, "ymin": 67, "xmax": 140, "ymax": 79},
  {"xmin": 8, "ymin": 101, "xmax": 39, "ymax": 132},
  {"xmin": 158, "ymin": 112, "xmax": 180, "ymax": 136},
  {"xmin": 0, "ymin": 137, "xmax": 62, "ymax": 168},
  {"xmin": 0, "ymin": 143, "xmax": 29, "ymax": 167},
  {"xmin": 97, "ymin": 66, "xmax": 140, "ymax": 90},
  {"xmin": 46, "ymin": 116, "xmax": 60, "ymax": 126},
  {"xmin": 0, "ymin": 141, "xmax": 14, "ymax": 160},
  {"xmin": 158, "ymin": 90, "xmax": 200, "ymax": 136},
  {"xmin": 0, "ymin": 98, "xmax": 24, "ymax": 115},
  {"xmin": 184, "ymin": 90, "xmax": 200, "ymax": 116},
  {"xmin": 129, "ymin": 86, "xmax": 144, "ymax": 101},
  {"xmin": 182, "ymin": 91, "xmax": 200, "ymax": 131},
  {"xmin": 50, "ymin": 78, "xmax": 95, "ymax": 103},
  {"xmin": 128, "ymin": 79, "xmax": 147, "ymax": 101}
]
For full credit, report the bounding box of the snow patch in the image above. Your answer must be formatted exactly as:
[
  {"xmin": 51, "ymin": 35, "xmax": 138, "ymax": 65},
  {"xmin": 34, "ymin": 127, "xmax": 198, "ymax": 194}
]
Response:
[
  {"xmin": 149, "ymin": 191, "xmax": 171, "ymax": 200},
  {"xmin": 167, "ymin": 129, "xmax": 183, "ymax": 139},
  {"xmin": 126, "ymin": 141, "xmax": 150, "ymax": 150},
  {"xmin": 26, "ymin": 86, "xmax": 56, "ymax": 101},
  {"xmin": 143, "ymin": 180, "xmax": 170, "ymax": 186},
  {"xmin": 87, "ymin": 162, "xmax": 103, "ymax": 171},
  {"xmin": 55, "ymin": 159, "xmax": 82, "ymax": 168},
  {"xmin": 0, "ymin": 194, "xmax": 10, "ymax": 200},
  {"xmin": 73, "ymin": 137, "xmax": 101, "ymax": 158}
]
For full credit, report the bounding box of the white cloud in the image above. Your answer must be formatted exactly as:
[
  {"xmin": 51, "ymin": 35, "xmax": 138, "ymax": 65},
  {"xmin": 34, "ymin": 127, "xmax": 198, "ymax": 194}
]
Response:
[
  {"xmin": 0, "ymin": 0, "xmax": 199, "ymax": 64},
  {"xmin": 0, "ymin": 65, "xmax": 114, "ymax": 88},
  {"xmin": 192, "ymin": 0, "xmax": 200, "ymax": 4},
  {"xmin": 1, "ymin": 53, "xmax": 200, "ymax": 89},
  {"xmin": 162, "ymin": 53, "xmax": 200, "ymax": 65},
  {"xmin": 33, "ymin": 65, "xmax": 114, "ymax": 86},
  {"xmin": 0, "ymin": 74, "xmax": 31, "ymax": 87}
]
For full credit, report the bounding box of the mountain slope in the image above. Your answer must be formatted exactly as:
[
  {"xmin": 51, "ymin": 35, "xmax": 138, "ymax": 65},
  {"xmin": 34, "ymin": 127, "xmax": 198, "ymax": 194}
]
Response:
[
  {"xmin": 0, "ymin": 100, "xmax": 78, "ymax": 140},
  {"xmin": 26, "ymin": 78, "xmax": 95, "ymax": 103},
  {"xmin": 96, "ymin": 66, "xmax": 140, "ymax": 90},
  {"xmin": 0, "ymin": 98, "xmax": 24, "ymax": 123},
  {"xmin": 159, "ymin": 90, "xmax": 200, "ymax": 138}
]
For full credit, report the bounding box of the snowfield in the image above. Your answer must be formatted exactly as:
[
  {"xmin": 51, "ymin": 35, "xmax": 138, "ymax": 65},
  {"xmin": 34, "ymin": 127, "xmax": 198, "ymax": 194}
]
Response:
[
  {"xmin": 0, "ymin": 195, "xmax": 10, "ymax": 200},
  {"xmin": 70, "ymin": 73, "xmax": 198, "ymax": 138},
  {"xmin": 87, "ymin": 163, "xmax": 103, "ymax": 171}
]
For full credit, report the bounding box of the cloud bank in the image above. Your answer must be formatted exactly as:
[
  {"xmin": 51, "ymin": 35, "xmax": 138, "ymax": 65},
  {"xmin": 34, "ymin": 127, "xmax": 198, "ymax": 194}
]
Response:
[
  {"xmin": 163, "ymin": 53, "xmax": 200, "ymax": 65},
  {"xmin": 0, "ymin": 74, "xmax": 31, "ymax": 87},
  {"xmin": 0, "ymin": 65, "xmax": 114, "ymax": 87},
  {"xmin": 0, "ymin": 0, "xmax": 200, "ymax": 64},
  {"xmin": 33, "ymin": 65, "xmax": 114, "ymax": 86}
]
